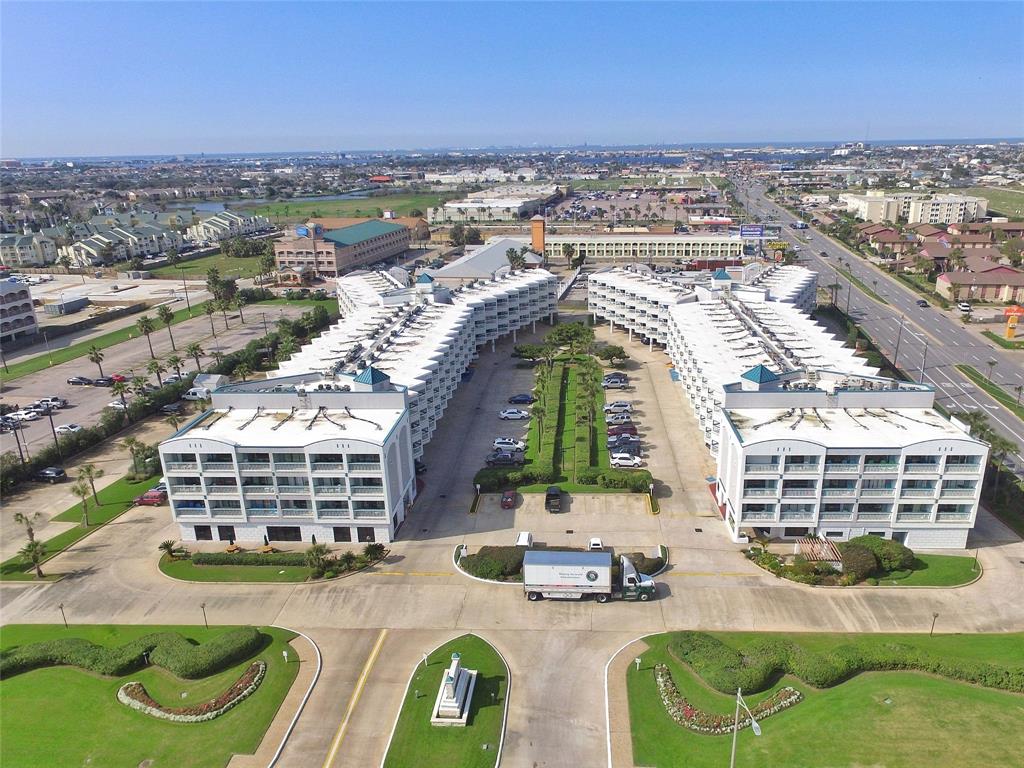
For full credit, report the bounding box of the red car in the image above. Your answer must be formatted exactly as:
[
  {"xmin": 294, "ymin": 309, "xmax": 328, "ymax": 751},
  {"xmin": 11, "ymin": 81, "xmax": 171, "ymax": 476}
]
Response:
[
  {"xmin": 110, "ymin": 373, "xmax": 128, "ymax": 383},
  {"xmin": 501, "ymin": 489, "xmax": 516, "ymax": 509},
  {"xmin": 607, "ymin": 425, "xmax": 638, "ymax": 437},
  {"xmin": 134, "ymin": 490, "xmax": 167, "ymax": 506}
]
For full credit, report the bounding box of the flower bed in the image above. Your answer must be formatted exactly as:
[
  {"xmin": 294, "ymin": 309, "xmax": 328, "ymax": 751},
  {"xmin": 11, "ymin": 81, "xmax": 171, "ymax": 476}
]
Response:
[
  {"xmin": 654, "ymin": 664, "xmax": 802, "ymax": 735},
  {"xmin": 117, "ymin": 660, "xmax": 266, "ymax": 723}
]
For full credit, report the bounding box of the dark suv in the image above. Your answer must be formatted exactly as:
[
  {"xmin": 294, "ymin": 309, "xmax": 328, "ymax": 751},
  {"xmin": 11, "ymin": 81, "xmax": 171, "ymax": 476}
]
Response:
[
  {"xmin": 35, "ymin": 466, "xmax": 67, "ymax": 483},
  {"xmin": 545, "ymin": 486, "xmax": 562, "ymax": 513},
  {"xmin": 485, "ymin": 451, "xmax": 524, "ymax": 468}
]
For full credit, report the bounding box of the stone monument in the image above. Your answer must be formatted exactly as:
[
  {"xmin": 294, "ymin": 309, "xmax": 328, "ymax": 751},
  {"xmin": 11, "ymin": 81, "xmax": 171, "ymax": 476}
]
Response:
[{"xmin": 430, "ymin": 651, "xmax": 477, "ymax": 727}]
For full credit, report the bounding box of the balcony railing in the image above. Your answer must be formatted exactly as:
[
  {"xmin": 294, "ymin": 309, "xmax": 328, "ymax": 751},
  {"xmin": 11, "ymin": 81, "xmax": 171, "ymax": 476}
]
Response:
[
  {"xmin": 822, "ymin": 488, "xmax": 856, "ymax": 497},
  {"xmin": 744, "ymin": 465, "xmax": 780, "ymax": 474},
  {"xmin": 860, "ymin": 487, "xmax": 894, "ymax": 497},
  {"xmin": 903, "ymin": 464, "xmax": 939, "ymax": 474},
  {"xmin": 819, "ymin": 512, "xmax": 853, "ymax": 521},
  {"xmin": 900, "ymin": 488, "xmax": 936, "ymax": 497},
  {"xmin": 210, "ymin": 508, "xmax": 243, "ymax": 518},
  {"xmin": 741, "ymin": 512, "xmax": 778, "ymax": 521},
  {"xmin": 169, "ymin": 485, "xmax": 203, "ymax": 494},
  {"xmin": 936, "ymin": 512, "xmax": 972, "ymax": 522},
  {"xmin": 202, "ymin": 462, "xmax": 234, "ymax": 471},
  {"xmin": 779, "ymin": 513, "xmax": 815, "ymax": 521},
  {"xmin": 939, "ymin": 488, "xmax": 975, "ymax": 497},
  {"xmin": 823, "ymin": 464, "xmax": 859, "ymax": 473},
  {"xmin": 245, "ymin": 508, "xmax": 279, "ymax": 516},
  {"xmin": 165, "ymin": 462, "xmax": 198, "ymax": 471},
  {"xmin": 311, "ymin": 462, "xmax": 346, "ymax": 472},
  {"xmin": 895, "ymin": 512, "xmax": 932, "ymax": 522},
  {"xmin": 174, "ymin": 508, "xmax": 207, "ymax": 517},
  {"xmin": 856, "ymin": 512, "xmax": 892, "ymax": 521},
  {"xmin": 315, "ymin": 509, "xmax": 351, "ymax": 518},
  {"xmin": 781, "ymin": 488, "xmax": 817, "ymax": 497},
  {"xmin": 784, "ymin": 464, "xmax": 820, "ymax": 474},
  {"xmin": 944, "ymin": 464, "xmax": 981, "ymax": 474},
  {"xmin": 314, "ymin": 487, "xmax": 347, "ymax": 497},
  {"xmin": 238, "ymin": 462, "xmax": 271, "ymax": 471},
  {"xmin": 351, "ymin": 486, "xmax": 385, "ymax": 496},
  {"xmin": 348, "ymin": 463, "xmax": 382, "ymax": 472},
  {"xmin": 242, "ymin": 486, "xmax": 275, "ymax": 494},
  {"xmin": 281, "ymin": 508, "xmax": 313, "ymax": 517},
  {"xmin": 743, "ymin": 488, "xmax": 777, "ymax": 497},
  {"xmin": 207, "ymin": 486, "xmax": 239, "ymax": 495},
  {"xmin": 274, "ymin": 462, "xmax": 307, "ymax": 470},
  {"xmin": 278, "ymin": 486, "xmax": 311, "ymax": 495},
  {"xmin": 863, "ymin": 463, "xmax": 899, "ymax": 473},
  {"xmin": 353, "ymin": 509, "xmax": 387, "ymax": 519}
]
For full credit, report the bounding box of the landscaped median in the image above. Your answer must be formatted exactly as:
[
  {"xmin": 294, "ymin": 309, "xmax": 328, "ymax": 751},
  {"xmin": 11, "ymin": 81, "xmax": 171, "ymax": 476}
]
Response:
[
  {"xmin": 0, "ymin": 624, "xmax": 299, "ymax": 768},
  {"xmin": 982, "ymin": 330, "xmax": 1024, "ymax": 350},
  {"xmin": 158, "ymin": 542, "xmax": 387, "ymax": 583},
  {"xmin": 955, "ymin": 363, "xmax": 1024, "ymax": 420},
  {"xmin": 1, "ymin": 474, "xmax": 156, "ymax": 582},
  {"xmin": 381, "ymin": 634, "xmax": 508, "ymax": 768},
  {"xmin": 624, "ymin": 630, "xmax": 1024, "ymax": 768}
]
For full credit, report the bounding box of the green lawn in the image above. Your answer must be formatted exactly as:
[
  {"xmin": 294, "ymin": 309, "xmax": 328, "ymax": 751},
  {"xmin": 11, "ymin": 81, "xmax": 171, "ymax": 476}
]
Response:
[
  {"xmin": 982, "ymin": 330, "xmax": 1024, "ymax": 350},
  {"xmin": 0, "ymin": 624, "xmax": 299, "ymax": 768},
  {"xmin": 150, "ymin": 252, "xmax": 263, "ymax": 280},
  {"xmin": 628, "ymin": 632, "xmax": 1024, "ymax": 768},
  {"xmin": 159, "ymin": 553, "xmax": 312, "ymax": 583},
  {"xmin": 382, "ymin": 634, "xmax": 507, "ymax": 768},
  {"xmin": 245, "ymin": 193, "xmax": 453, "ymax": 223},
  {"xmin": 956, "ymin": 364, "xmax": 1024, "ymax": 420},
  {"xmin": 959, "ymin": 186, "xmax": 1024, "ymax": 218},
  {"xmin": 875, "ymin": 553, "xmax": 980, "ymax": 586},
  {"xmin": 1, "ymin": 474, "xmax": 154, "ymax": 580}
]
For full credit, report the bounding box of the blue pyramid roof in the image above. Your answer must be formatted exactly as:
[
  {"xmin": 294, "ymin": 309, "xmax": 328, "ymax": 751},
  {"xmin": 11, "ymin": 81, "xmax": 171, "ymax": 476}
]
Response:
[
  {"xmin": 416, "ymin": 273, "xmax": 434, "ymax": 284},
  {"xmin": 353, "ymin": 366, "xmax": 390, "ymax": 385},
  {"xmin": 741, "ymin": 364, "xmax": 779, "ymax": 384},
  {"xmin": 712, "ymin": 268, "xmax": 732, "ymax": 280}
]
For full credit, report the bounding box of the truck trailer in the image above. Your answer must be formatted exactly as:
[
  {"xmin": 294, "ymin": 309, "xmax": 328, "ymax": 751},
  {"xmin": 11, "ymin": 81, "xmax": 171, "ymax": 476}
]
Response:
[{"xmin": 522, "ymin": 550, "xmax": 656, "ymax": 602}]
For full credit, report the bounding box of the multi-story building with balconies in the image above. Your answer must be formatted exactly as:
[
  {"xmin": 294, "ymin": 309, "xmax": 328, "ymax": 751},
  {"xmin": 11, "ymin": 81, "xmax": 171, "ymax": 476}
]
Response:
[
  {"xmin": 0, "ymin": 277, "xmax": 38, "ymax": 343},
  {"xmin": 159, "ymin": 367, "xmax": 415, "ymax": 545}
]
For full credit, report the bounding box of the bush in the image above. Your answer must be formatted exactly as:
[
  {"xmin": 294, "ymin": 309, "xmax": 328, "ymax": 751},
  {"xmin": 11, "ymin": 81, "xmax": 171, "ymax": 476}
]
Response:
[
  {"xmin": 460, "ymin": 545, "xmax": 525, "ymax": 581},
  {"xmin": 848, "ymin": 535, "xmax": 915, "ymax": 572},
  {"xmin": 192, "ymin": 552, "xmax": 307, "ymax": 567},
  {"xmin": 622, "ymin": 551, "xmax": 664, "ymax": 575},
  {"xmin": 597, "ymin": 468, "xmax": 653, "ymax": 492},
  {"xmin": 324, "ymin": 569, "xmax": 337, "ymax": 579},
  {"xmin": 839, "ymin": 543, "xmax": 878, "ymax": 582},
  {"xmin": 0, "ymin": 627, "xmax": 264, "ymax": 680},
  {"xmin": 363, "ymin": 542, "xmax": 386, "ymax": 561}
]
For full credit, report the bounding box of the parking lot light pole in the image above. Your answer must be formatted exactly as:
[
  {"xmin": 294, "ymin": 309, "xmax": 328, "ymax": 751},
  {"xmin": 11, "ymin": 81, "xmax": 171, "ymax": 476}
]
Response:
[
  {"xmin": 46, "ymin": 410, "xmax": 62, "ymax": 460},
  {"xmin": 729, "ymin": 687, "xmax": 762, "ymax": 768},
  {"xmin": 58, "ymin": 603, "xmax": 68, "ymax": 629},
  {"xmin": 200, "ymin": 602, "xmax": 208, "ymax": 629}
]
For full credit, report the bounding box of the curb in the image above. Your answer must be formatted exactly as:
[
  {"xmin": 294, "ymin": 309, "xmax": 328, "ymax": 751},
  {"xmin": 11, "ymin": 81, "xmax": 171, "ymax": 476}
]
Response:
[
  {"xmin": 605, "ymin": 634, "xmax": 658, "ymax": 768},
  {"xmin": 378, "ymin": 633, "xmax": 511, "ymax": 768},
  {"xmin": 155, "ymin": 550, "xmax": 391, "ymax": 586},
  {"xmin": 451, "ymin": 545, "xmax": 521, "ymax": 586},
  {"xmin": 266, "ymin": 627, "xmax": 323, "ymax": 768},
  {"xmin": 747, "ymin": 555, "xmax": 984, "ymax": 590}
]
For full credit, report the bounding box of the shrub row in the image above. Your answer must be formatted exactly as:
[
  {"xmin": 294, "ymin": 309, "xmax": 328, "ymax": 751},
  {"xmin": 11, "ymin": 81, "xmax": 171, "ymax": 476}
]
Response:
[
  {"xmin": 577, "ymin": 466, "xmax": 654, "ymax": 492},
  {"xmin": 193, "ymin": 552, "xmax": 307, "ymax": 567},
  {"xmin": 669, "ymin": 631, "xmax": 1024, "ymax": 695},
  {"xmin": 460, "ymin": 545, "xmax": 527, "ymax": 581},
  {"xmin": 0, "ymin": 627, "xmax": 264, "ymax": 680}
]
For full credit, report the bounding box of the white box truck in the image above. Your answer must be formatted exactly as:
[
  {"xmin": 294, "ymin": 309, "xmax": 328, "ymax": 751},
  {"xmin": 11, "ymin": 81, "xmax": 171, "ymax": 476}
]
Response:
[{"xmin": 522, "ymin": 550, "xmax": 656, "ymax": 603}]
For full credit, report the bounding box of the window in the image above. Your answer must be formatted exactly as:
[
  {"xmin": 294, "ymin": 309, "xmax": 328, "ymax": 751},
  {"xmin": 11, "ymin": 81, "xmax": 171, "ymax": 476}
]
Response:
[
  {"xmin": 824, "ymin": 531, "xmax": 844, "ymax": 538},
  {"xmin": 217, "ymin": 525, "xmax": 236, "ymax": 542},
  {"xmin": 267, "ymin": 526, "xmax": 302, "ymax": 542},
  {"xmin": 333, "ymin": 527, "xmax": 352, "ymax": 543},
  {"xmin": 357, "ymin": 526, "xmax": 376, "ymax": 543},
  {"xmin": 194, "ymin": 525, "xmax": 212, "ymax": 541}
]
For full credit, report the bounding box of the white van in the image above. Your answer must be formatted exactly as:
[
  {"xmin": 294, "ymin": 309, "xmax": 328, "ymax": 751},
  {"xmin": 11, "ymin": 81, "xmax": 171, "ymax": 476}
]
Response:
[
  {"xmin": 182, "ymin": 387, "xmax": 211, "ymax": 401},
  {"xmin": 514, "ymin": 531, "xmax": 533, "ymax": 548}
]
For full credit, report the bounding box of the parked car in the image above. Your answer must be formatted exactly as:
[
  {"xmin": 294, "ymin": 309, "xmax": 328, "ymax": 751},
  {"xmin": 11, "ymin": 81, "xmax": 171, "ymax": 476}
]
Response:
[
  {"xmin": 507, "ymin": 393, "xmax": 536, "ymax": 404},
  {"xmin": 134, "ymin": 490, "xmax": 167, "ymax": 506},
  {"xmin": 36, "ymin": 396, "xmax": 68, "ymax": 409},
  {"xmin": 588, "ymin": 537, "xmax": 604, "ymax": 551},
  {"xmin": 107, "ymin": 400, "xmax": 129, "ymax": 411},
  {"xmin": 602, "ymin": 377, "xmax": 628, "ymax": 390},
  {"xmin": 66, "ymin": 376, "xmax": 94, "ymax": 386},
  {"xmin": 55, "ymin": 424, "xmax": 83, "ymax": 435},
  {"xmin": 499, "ymin": 408, "xmax": 530, "ymax": 420},
  {"xmin": 607, "ymin": 425, "xmax": 638, "ymax": 437},
  {"xmin": 160, "ymin": 402, "xmax": 184, "ymax": 415},
  {"xmin": 493, "ymin": 437, "xmax": 526, "ymax": 452},
  {"xmin": 819, "ymin": 250, "xmax": 829, "ymax": 258},
  {"xmin": 35, "ymin": 466, "xmax": 67, "ymax": 483},
  {"xmin": 25, "ymin": 403, "xmax": 55, "ymax": 415},
  {"xmin": 544, "ymin": 485, "xmax": 562, "ymax": 513},
  {"xmin": 93, "ymin": 376, "xmax": 114, "ymax": 387},
  {"xmin": 605, "ymin": 413, "xmax": 633, "ymax": 425},
  {"xmin": 110, "ymin": 374, "xmax": 127, "ymax": 383},
  {"xmin": 602, "ymin": 401, "xmax": 633, "ymax": 413},
  {"xmin": 183, "ymin": 387, "xmax": 211, "ymax": 401},
  {"xmin": 514, "ymin": 530, "xmax": 532, "ymax": 546},
  {"xmin": 485, "ymin": 450, "xmax": 524, "ymax": 467},
  {"xmin": 10, "ymin": 410, "xmax": 41, "ymax": 422},
  {"xmin": 915, "ymin": 299, "xmax": 929, "ymax": 307},
  {"xmin": 501, "ymin": 489, "xmax": 517, "ymax": 509},
  {"xmin": 957, "ymin": 302, "xmax": 972, "ymax": 312},
  {"xmin": 610, "ymin": 453, "xmax": 643, "ymax": 468}
]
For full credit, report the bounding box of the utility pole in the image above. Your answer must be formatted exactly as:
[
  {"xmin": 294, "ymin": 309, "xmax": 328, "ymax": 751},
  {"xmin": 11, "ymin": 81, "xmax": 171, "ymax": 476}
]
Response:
[
  {"xmin": 919, "ymin": 339, "xmax": 929, "ymax": 384},
  {"xmin": 893, "ymin": 315, "xmax": 905, "ymax": 368},
  {"xmin": 46, "ymin": 409, "xmax": 62, "ymax": 460}
]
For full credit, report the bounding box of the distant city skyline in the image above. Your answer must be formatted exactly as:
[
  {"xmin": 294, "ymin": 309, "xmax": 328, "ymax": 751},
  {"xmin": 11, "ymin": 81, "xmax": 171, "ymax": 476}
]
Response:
[{"xmin": 2, "ymin": 1, "xmax": 1022, "ymax": 158}]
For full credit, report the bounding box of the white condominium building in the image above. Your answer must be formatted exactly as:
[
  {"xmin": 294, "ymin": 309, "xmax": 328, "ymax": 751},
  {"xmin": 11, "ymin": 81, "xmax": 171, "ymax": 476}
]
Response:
[
  {"xmin": 159, "ymin": 369, "xmax": 415, "ymax": 545},
  {"xmin": 186, "ymin": 210, "xmax": 271, "ymax": 243},
  {"xmin": 587, "ymin": 267, "xmax": 695, "ymax": 346},
  {"xmin": 840, "ymin": 191, "xmax": 987, "ymax": 224},
  {"xmin": 0, "ymin": 277, "xmax": 38, "ymax": 343},
  {"xmin": 745, "ymin": 264, "xmax": 818, "ymax": 312},
  {"xmin": 717, "ymin": 368, "xmax": 987, "ymax": 549},
  {"xmin": 278, "ymin": 268, "xmax": 559, "ymax": 457}
]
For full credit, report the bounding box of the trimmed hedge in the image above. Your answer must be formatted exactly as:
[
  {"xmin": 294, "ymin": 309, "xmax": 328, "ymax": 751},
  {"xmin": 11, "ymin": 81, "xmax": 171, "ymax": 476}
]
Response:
[
  {"xmin": 461, "ymin": 545, "xmax": 526, "ymax": 581},
  {"xmin": 839, "ymin": 543, "xmax": 878, "ymax": 581},
  {"xmin": 669, "ymin": 631, "xmax": 1024, "ymax": 695},
  {"xmin": 0, "ymin": 627, "xmax": 264, "ymax": 680},
  {"xmin": 192, "ymin": 552, "xmax": 307, "ymax": 567},
  {"xmin": 847, "ymin": 535, "xmax": 915, "ymax": 572}
]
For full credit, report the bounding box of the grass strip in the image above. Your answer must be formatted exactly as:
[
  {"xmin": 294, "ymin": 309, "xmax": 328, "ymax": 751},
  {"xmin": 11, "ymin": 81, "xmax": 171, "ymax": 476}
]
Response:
[
  {"xmin": 982, "ymin": 330, "xmax": 1024, "ymax": 350},
  {"xmin": 955, "ymin": 364, "xmax": 1024, "ymax": 421},
  {"xmin": 834, "ymin": 265, "xmax": 888, "ymax": 305},
  {"xmin": 159, "ymin": 554, "xmax": 312, "ymax": 583},
  {"xmin": 875, "ymin": 553, "xmax": 979, "ymax": 587}
]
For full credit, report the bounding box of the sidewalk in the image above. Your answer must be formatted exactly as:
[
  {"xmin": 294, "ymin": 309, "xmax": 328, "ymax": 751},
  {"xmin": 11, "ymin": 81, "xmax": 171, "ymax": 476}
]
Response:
[{"xmin": 607, "ymin": 637, "xmax": 647, "ymax": 768}]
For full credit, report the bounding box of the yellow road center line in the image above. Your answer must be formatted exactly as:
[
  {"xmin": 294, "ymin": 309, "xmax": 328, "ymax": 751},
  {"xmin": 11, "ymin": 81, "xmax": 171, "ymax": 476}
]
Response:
[
  {"xmin": 321, "ymin": 627, "xmax": 388, "ymax": 768},
  {"xmin": 665, "ymin": 571, "xmax": 751, "ymax": 578},
  {"xmin": 366, "ymin": 571, "xmax": 453, "ymax": 577}
]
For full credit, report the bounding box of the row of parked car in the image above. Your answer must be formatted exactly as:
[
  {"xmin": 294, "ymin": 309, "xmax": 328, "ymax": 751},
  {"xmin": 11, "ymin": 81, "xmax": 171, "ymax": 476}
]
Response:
[
  {"xmin": 601, "ymin": 376, "xmax": 644, "ymax": 468},
  {"xmin": 1, "ymin": 396, "xmax": 73, "ymax": 433}
]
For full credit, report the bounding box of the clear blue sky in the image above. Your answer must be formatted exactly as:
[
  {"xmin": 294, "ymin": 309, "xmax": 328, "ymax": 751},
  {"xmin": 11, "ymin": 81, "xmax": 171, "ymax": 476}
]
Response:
[{"xmin": 2, "ymin": 1, "xmax": 1021, "ymax": 157}]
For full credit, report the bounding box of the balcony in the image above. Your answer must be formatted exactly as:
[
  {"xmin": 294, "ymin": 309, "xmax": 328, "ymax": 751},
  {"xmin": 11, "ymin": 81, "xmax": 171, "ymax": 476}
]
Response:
[
  {"xmin": 945, "ymin": 464, "xmax": 981, "ymax": 474},
  {"xmin": 202, "ymin": 462, "xmax": 235, "ymax": 471},
  {"xmin": 743, "ymin": 488, "xmax": 777, "ymax": 497},
  {"xmin": 903, "ymin": 464, "xmax": 939, "ymax": 474},
  {"xmin": 779, "ymin": 513, "xmax": 815, "ymax": 521},
  {"xmin": 744, "ymin": 464, "xmax": 780, "ymax": 474},
  {"xmin": 314, "ymin": 487, "xmax": 347, "ymax": 497},
  {"xmin": 238, "ymin": 462, "xmax": 271, "ymax": 471},
  {"xmin": 242, "ymin": 486, "xmax": 275, "ymax": 494},
  {"xmin": 862, "ymin": 463, "xmax": 899, "ymax": 473},
  {"xmin": 311, "ymin": 462, "xmax": 346, "ymax": 472},
  {"xmin": 316, "ymin": 508, "xmax": 351, "ymax": 518},
  {"xmin": 169, "ymin": 485, "xmax": 203, "ymax": 494},
  {"xmin": 174, "ymin": 508, "xmax": 207, "ymax": 517},
  {"xmin": 348, "ymin": 462, "xmax": 382, "ymax": 472},
  {"xmin": 281, "ymin": 507, "xmax": 313, "ymax": 517},
  {"xmin": 819, "ymin": 512, "xmax": 853, "ymax": 521},
  {"xmin": 896, "ymin": 512, "xmax": 932, "ymax": 523},
  {"xmin": 246, "ymin": 507, "xmax": 279, "ymax": 517},
  {"xmin": 784, "ymin": 464, "xmax": 820, "ymax": 474},
  {"xmin": 855, "ymin": 512, "xmax": 892, "ymax": 521},
  {"xmin": 939, "ymin": 488, "xmax": 976, "ymax": 498},
  {"xmin": 781, "ymin": 488, "xmax": 817, "ymax": 497},
  {"xmin": 823, "ymin": 464, "xmax": 860, "ymax": 473},
  {"xmin": 165, "ymin": 462, "xmax": 198, "ymax": 471},
  {"xmin": 821, "ymin": 488, "xmax": 856, "ymax": 497},
  {"xmin": 274, "ymin": 462, "xmax": 307, "ymax": 471},
  {"xmin": 860, "ymin": 488, "xmax": 894, "ymax": 497},
  {"xmin": 278, "ymin": 486, "xmax": 311, "ymax": 496},
  {"xmin": 207, "ymin": 486, "xmax": 239, "ymax": 496},
  {"xmin": 353, "ymin": 509, "xmax": 387, "ymax": 519},
  {"xmin": 936, "ymin": 512, "xmax": 972, "ymax": 522},
  {"xmin": 900, "ymin": 488, "xmax": 936, "ymax": 497},
  {"xmin": 210, "ymin": 508, "xmax": 243, "ymax": 518}
]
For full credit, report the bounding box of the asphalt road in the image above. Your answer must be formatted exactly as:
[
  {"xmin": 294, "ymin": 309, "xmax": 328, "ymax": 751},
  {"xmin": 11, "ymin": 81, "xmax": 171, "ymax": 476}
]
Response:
[
  {"xmin": 0, "ymin": 302, "xmax": 320, "ymax": 460},
  {"xmin": 737, "ymin": 180, "xmax": 1024, "ymax": 467}
]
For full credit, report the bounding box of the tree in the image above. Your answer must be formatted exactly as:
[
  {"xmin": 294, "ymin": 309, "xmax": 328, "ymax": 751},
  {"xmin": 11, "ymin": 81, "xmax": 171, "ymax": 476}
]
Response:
[
  {"xmin": 205, "ymin": 266, "xmax": 222, "ymax": 297},
  {"xmin": 305, "ymin": 543, "xmax": 331, "ymax": 574},
  {"xmin": 77, "ymin": 462, "xmax": 104, "ymax": 507},
  {"xmin": 111, "ymin": 380, "xmax": 130, "ymax": 415},
  {"xmin": 158, "ymin": 540, "xmax": 177, "ymax": 560},
  {"xmin": 121, "ymin": 437, "xmax": 148, "ymax": 475},
  {"xmin": 546, "ymin": 322, "xmax": 594, "ymax": 356},
  {"xmin": 166, "ymin": 354, "xmax": 184, "ymax": 378},
  {"xmin": 147, "ymin": 358, "xmax": 167, "ymax": 386},
  {"xmin": 136, "ymin": 315, "xmax": 156, "ymax": 359},
  {"xmin": 986, "ymin": 359, "xmax": 998, "ymax": 381},
  {"xmin": 989, "ymin": 433, "xmax": 1018, "ymax": 495},
  {"xmin": 506, "ymin": 247, "xmax": 526, "ymax": 271},
  {"xmin": 276, "ymin": 334, "xmax": 297, "ymax": 362},
  {"xmin": 337, "ymin": 550, "xmax": 357, "ymax": 571},
  {"xmin": 13, "ymin": 511, "xmax": 41, "ymax": 544},
  {"xmin": 513, "ymin": 343, "xmax": 548, "ymax": 362},
  {"xmin": 561, "ymin": 243, "xmax": 576, "ymax": 268},
  {"xmin": 70, "ymin": 478, "xmax": 92, "ymax": 527},
  {"xmin": 408, "ymin": 208, "xmax": 423, "ymax": 218},
  {"xmin": 218, "ymin": 297, "xmax": 232, "ymax": 330},
  {"xmin": 157, "ymin": 304, "xmax": 176, "ymax": 350},
  {"xmin": 450, "ymin": 222, "xmax": 466, "ymax": 247},
  {"xmin": 595, "ymin": 345, "xmax": 628, "ymax": 365},
  {"xmin": 57, "ymin": 253, "xmax": 73, "ymax": 273},
  {"xmin": 465, "ymin": 226, "xmax": 482, "ymax": 245},
  {"xmin": 235, "ymin": 293, "xmax": 247, "ymax": 324},
  {"xmin": 88, "ymin": 345, "xmax": 105, "ymax": 377},
  {"xmin": 19, "ymin": 540, "xmax": 47, "ymax": 579},
  {"xmin": 258, "ymin": 251, "xmax": 277, "ymax": 286},
  {"xmin": 185, "ymin": 342, "xmax": 204, "ymax": 372},
  {"xmin": 363, "ymin": 542, "xmax": 386, "ymax": 560},
  {"xmin": 234, "ymin": 362, "xmax": 252, "ymax": 381},
  {"xmin": 204, "ymin": 301, "xmax": 218, "ymax": 337}
]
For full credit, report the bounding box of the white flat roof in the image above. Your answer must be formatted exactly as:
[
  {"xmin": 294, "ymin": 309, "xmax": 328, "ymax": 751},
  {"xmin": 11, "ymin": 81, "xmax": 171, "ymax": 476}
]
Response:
[
  {"xmin": 589, "ymin": 267, "xmax": 692, "ymax": 305},
  {"xmin": 725, "ymin": 406, "xmax": 981, "ymax": 449},
  {"xmin": 173, "ymin": 406, "xmax": 402, "ymax": 447}
]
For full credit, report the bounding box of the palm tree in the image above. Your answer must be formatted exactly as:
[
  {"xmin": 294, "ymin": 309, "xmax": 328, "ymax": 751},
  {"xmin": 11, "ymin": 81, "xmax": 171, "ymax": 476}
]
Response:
[
  {"xmin": 88, "ymin": 345, "xmax": 105, "ymax": 377},
  {"xmin": 305, "ymin": 543, "xmax": 331, "ymax": 572},
  {"xmin": 218, "ymin": 297, "xmax": 232, "ymax": 330},
  {"xmin": 111, "ymin": 380, "xmax": 130, "ymax": 415},
  {"xmin": 122, "ymin": 437, "xmax": 144, "ymax": 474},
  {"xmin": 70, "ymin": 478, "xmax": 92, "ymax": 527},
  {"xmin": 147, "ymin": 358, "xmax": 167, "ymax": 386},
  {"xmin": 157, "ymin": 304, "xmax": 176, "ymax": 350},
  {"xmin": 158, "ymin": 540, "xmax": 177, "ymax": 560},
  {"xmin": 258, "ymin": 252, "xmax": 277, "ymax": 286},
  {"xmin": 19, "ymin": 540, "xmax": 47, "ymax": 579},
  {"xmin": 562, "ymin": 243, "xmax": 576, "ymax": 268},
  {"xmin": 185, "ymin": 342, "xmax": 204, "ymax": 372},
  {"xmin": 212, "ymin": 350, "xmax": 224, "ymax": 367},
  {"xmin": 337, "ymin": 550, "xmax": 357, "ymax": 571},
  {"xmin": 276, "ymin": 334, "xmax": 297, "ymax": 362},
  {"xmin": 204, "ymin": 301, "xmax": 217, "ymax": 337},
  {"xmin": 989, "ymin": 433, "xmax": 1018, "ymax": 495},
  {"xmin": 1015, "ymin": 384, "xmax": 1023, "ymax": 406},
  {"xmin": 986, "ymin": 359, "xmax": 997, "ymax": 381},
  {"xmin": 136, "ymin": 315, "xmax": 156, "ymax": 358},
  {"xmin": 13, "ymin": 511, "xmax": 41, "ymax": 544},
  {"xmin": 166, "ymin": 413, "xmax": 183, "ymax": 432},
  {"xmin": 77, "ymin": 462, "xmax": 104, "ymax": 506},
  {"xmin": 234, "ymin": 362, "xmax": 252, "ymax": 381},
  {"xmin": 235, "ymin": 294, "xmax": 247, "ymax": 324},
  {"xmin": 57, "ymin": 253, "xmax": 73, "ymax": 273},
  {"xmin": 167, "ymin": 354, "xmax": 184, "ymax": 378}
]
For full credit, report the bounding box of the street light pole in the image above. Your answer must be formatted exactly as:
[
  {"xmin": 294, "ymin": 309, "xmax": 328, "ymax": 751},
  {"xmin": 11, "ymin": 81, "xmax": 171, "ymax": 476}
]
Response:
[
  {"xmin": 58, "ymin": 603, "xmax": 68, "ymax": 629},
  {"xmin": 893, "ymin": 315, "xmax": 905, "ymax": 368},
  {"xmin": 46, "ymin": 409, "xmax": 62, "ymax": 460},
  {"xmin": 919, "ymin": 339, "xmax": 929, "ymax": 384},
  {"xmin": 729, "ymin": 687, "xmax": 742, "ymax": 768},
  {"xmin": 200, "ymin": 602, "xmax": 208, "ymax": 629}
]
